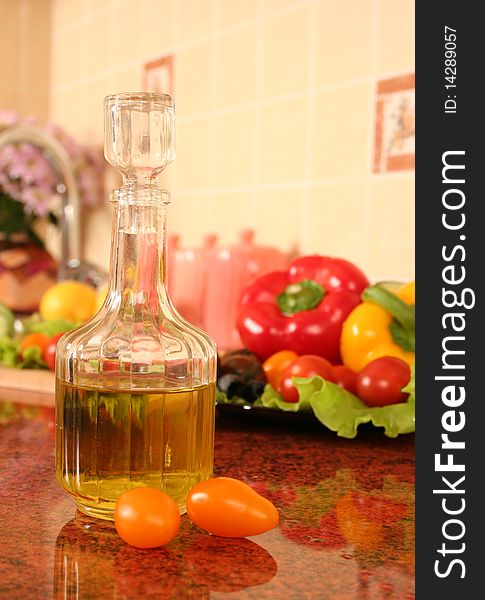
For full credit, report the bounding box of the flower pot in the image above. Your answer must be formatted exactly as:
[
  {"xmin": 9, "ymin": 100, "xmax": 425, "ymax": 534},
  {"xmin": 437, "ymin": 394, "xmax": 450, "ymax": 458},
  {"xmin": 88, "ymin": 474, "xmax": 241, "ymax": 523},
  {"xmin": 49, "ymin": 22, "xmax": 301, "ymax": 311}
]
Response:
[{"xmin": 0, "ymin": 236, "xmax": 57, "ymax": 313}]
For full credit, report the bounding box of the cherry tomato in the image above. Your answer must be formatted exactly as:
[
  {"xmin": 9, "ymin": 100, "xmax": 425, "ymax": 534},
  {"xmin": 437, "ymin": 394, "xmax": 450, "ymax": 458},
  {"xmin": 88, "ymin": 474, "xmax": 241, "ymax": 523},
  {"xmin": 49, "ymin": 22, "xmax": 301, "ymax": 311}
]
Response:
[
  {"xmin": 19, "ymin": 333, "xmax": 50, "ymax": 354},
  {"xmin": 279, "ymin": 355, "xmax": 335, "ymax": 403},
  {"xmin": 332, "ymin": 365, "xmax": 358, "ymax": 396},
  {"xmin": 186, "ymin": 477, "xmax": 279, "ymax": 538},
  {"xmin": 356, "ymin": 357, "xmax": 410, "ymax": 407},
  {"xmin": 114, "ymin": 487, "xmax": 180, "ymax": 548},
  {"xmin": 42, "ymin": 333, "xmax": 64, "ymax": 372},
  {"xmin": 262, "ymin": 350, "xmax": 298, "ymax": 389}
]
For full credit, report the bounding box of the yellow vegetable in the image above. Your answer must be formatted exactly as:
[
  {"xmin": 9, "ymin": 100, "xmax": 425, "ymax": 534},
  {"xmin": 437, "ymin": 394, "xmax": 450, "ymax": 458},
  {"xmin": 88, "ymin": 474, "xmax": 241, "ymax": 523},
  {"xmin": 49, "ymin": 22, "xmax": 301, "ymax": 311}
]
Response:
[
  {"xmin": 396, "ymin": 281, "xmax": 415, "ymax": 304},
  {"xmin": 95, "ymin": 285, "xmax": 108, "ymax": 313},
  {"xmin": 340, "ymin": 282, "xmax": 415, "ymax": 373},
  {"xmin": 39, "ymin": 281, "xmax": 97, "ymax": 323}
]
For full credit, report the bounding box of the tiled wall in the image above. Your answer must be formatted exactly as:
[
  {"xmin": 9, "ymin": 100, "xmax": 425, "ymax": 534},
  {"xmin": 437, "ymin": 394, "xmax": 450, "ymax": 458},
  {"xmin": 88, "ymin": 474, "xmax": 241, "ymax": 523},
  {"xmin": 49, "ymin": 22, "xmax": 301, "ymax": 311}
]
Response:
[
  {"xmin": 0, "ymin": 0, "xmax": 51, "ymax": 121},
  {"xmin": 49, "ymin": 0, "xmax": 415, "ymax": 281}
]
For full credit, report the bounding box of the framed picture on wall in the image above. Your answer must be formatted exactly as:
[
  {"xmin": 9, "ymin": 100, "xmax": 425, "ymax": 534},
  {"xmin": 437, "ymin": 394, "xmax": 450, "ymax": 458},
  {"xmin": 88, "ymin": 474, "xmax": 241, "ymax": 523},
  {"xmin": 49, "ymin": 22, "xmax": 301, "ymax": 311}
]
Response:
[
  {"xmin": 373, "ymin": 73, "xmax": 415, "ymax": 173},
  {"xmin": 143, "ymin": 55, "xmax": 174, "ymax": 94}
]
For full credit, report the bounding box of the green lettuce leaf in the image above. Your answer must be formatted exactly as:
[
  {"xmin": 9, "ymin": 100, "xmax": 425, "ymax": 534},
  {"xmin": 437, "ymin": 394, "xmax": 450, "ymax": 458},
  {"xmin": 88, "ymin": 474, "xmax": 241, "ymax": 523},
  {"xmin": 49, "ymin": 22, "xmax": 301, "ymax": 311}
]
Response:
[
  {"xmin": 22, "ymin": 314, "xmax": 79, "ymax": 337},
  {"xmin": 297, "ymin": 376, "xmax": 414, "ymax": 438},
  {"xmin": 261, "ymin": 383, "xmax": 313, "ymax": 412},
  {"xmin": 220, "ymin": 370, "xmax": 415, "ymax": 439},
  {"xmin": 0, "ymin": 336, "xmax": 19, "ymax": 368},
  {"xmin": 402, "ymin": 365, "xmax": 415, "ymax": 402},
  {"xmin": 17, "ymin": 346, "xmax": 47, "ymax": 369},
  {"xmin": 0, "ymin": 303, "xmax": 15, "ymax": 337},
  {"xmin": 0, "ymin": 336, "xmax": 47, "ymax": 369}
]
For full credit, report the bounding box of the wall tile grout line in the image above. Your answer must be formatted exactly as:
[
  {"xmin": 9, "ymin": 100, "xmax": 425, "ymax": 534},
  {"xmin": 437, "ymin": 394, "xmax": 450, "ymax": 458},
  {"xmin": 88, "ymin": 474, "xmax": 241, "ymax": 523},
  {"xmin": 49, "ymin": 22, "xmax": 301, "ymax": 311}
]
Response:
[
  {"xmin": 50, "ymin": 69, "xmax": 372, "ymax": 102},
  {"xmin": 207, "ymin": 0, "xmax": 220, "ymax": 196},
  {"xmin": 18, "ymin": 0, "xmax": 28, "ymax": 110},
  {"xmin": 361, "ymin": 0, "xmax": 380, "ymax": 274},
  {"xmin": 250, "ymin": 0, "xmax": 265, "ymax": 223},
  {"xmin": 52, "ymin": 0, "xmax": 312, "ymax": 42},
  {"xmin": 300, "ymin": 0, "xmax": 318, "ymax": 254},
  {"xmin": 50, "ymin": 63, "xmax": 415, "ymax": 99},
  {"xmin": 173, "ymin": 171, "xmax": 415, "ymax": 198}
]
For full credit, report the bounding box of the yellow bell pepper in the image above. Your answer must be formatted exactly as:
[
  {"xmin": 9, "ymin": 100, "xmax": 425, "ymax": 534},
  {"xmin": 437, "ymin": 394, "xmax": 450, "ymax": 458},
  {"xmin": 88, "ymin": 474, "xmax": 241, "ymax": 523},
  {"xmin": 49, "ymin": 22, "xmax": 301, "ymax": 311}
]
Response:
[
  {"xmin": 340, "ymin": 282, "xmax": 415, "ymax": 373},
  {"xmin": 396, "ymin": 281, "xmax": 415, "ymax": 304}
]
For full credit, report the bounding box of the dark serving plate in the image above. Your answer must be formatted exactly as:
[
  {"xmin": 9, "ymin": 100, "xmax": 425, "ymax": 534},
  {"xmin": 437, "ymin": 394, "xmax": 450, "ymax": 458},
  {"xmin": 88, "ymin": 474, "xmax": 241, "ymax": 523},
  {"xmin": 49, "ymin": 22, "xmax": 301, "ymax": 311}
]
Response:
[
  {"xmin": 215, "ymin": 402, "xmax": 408, "ymax": 437},
  {"xmin": 216, "ymin": 402, "xmax": 324, "ymax": 431}
]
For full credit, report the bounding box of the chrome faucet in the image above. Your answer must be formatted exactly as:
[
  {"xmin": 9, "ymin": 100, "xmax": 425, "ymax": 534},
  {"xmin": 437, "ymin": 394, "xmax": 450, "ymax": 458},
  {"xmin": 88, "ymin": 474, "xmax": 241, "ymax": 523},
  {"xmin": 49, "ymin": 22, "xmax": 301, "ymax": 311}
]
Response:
[{"xmin": 0, "ymin": 124, "xmax": 105, "ymax": 285}]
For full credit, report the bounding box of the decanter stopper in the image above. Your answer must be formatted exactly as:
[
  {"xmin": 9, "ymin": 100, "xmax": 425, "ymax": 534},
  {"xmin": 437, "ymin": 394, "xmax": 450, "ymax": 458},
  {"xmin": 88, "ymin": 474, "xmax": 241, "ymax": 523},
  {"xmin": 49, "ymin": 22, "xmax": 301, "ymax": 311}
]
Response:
[{"xmin": 104, "ymin": 92, "xmax": 175, "ymax": 187}]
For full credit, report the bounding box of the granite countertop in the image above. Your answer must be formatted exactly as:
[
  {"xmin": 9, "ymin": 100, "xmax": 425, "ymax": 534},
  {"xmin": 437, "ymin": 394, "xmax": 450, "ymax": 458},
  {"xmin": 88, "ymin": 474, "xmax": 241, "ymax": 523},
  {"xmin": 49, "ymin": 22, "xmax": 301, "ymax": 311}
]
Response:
[{"xmin": 0, "ymin": 398, "xmax": 415, "ymax": 599}]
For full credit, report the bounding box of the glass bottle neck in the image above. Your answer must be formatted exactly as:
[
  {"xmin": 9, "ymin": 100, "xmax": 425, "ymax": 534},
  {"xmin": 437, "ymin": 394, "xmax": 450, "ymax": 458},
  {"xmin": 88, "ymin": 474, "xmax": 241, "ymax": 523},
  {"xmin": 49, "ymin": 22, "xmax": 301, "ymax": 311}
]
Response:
[{"xmin": 107, "ymin": 201, "xmax": 167, "ymax": 307}]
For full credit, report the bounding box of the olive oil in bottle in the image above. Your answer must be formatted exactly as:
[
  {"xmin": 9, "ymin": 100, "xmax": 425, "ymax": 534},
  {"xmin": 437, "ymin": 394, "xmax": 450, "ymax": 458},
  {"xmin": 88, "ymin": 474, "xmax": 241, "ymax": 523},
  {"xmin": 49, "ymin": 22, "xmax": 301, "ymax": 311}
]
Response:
[
  {"xmin": 55, "ymin": 93, "xmax": 217, "ymax": 520},
  {"xmin": 56, "ymin": 381, "xmax": 215, "ymax": 519}
]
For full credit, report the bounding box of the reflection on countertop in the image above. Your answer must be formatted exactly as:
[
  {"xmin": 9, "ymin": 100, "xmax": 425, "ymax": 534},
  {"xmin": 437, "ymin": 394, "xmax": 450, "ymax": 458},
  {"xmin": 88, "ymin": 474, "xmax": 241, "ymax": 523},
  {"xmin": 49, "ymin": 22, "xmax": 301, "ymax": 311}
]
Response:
[{"xmin": 0, "ymin": 400, "xmax": 415, "ymax": 599}]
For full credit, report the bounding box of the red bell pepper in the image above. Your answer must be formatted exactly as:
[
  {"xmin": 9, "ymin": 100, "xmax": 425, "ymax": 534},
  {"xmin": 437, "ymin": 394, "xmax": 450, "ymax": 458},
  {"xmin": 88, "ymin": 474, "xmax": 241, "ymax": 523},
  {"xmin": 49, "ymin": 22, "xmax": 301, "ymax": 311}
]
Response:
[{"xmin": 236, "ymin": 255, "xmax": 369, "ymax": 363}]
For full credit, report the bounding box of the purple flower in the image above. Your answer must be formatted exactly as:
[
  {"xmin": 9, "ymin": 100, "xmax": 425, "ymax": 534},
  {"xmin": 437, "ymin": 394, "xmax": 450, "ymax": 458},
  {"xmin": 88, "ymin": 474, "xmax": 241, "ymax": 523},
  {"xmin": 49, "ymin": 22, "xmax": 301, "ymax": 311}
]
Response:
[
  {"xmin": 7, "ymin": 144, "xmax": 56, "ymax": 187},
  {"xmin": 1, "ymin": 112, "xmax": 104, "ymax": 220},
  {"xmin": 20, "ymin": 187, "xmax": 52, "ymax": 217}
]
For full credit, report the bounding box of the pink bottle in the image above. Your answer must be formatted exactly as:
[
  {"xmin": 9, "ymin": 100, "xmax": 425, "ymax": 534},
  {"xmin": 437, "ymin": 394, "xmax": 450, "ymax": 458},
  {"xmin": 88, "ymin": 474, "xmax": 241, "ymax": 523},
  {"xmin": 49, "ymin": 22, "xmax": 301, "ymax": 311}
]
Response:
[
  {"xmin": 166, "ymin": 234, "xmax": 180, "ymax": 296},
  {"xmin": 202, "ymin": 230, "xmax": 289, "ymax": 351},
  {"xmin": 167, "ymin": 234, "xmax": 217, "ymax": 327}
]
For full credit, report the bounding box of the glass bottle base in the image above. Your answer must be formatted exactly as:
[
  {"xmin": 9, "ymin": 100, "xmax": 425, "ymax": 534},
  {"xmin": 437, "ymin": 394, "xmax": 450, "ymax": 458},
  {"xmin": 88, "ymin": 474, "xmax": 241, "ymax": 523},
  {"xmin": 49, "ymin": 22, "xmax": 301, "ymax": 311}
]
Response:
[{"xmin": 75, "ymin": 499, "xmax": 187, "ymax": 521}]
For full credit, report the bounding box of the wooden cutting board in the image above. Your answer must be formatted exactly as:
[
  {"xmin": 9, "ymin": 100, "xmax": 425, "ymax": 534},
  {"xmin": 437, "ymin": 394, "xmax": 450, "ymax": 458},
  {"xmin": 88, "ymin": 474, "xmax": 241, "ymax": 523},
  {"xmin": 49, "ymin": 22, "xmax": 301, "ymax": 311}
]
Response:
[{"xmin": 0, "ymin": 367, "xmax": 55, "ymax": 406}]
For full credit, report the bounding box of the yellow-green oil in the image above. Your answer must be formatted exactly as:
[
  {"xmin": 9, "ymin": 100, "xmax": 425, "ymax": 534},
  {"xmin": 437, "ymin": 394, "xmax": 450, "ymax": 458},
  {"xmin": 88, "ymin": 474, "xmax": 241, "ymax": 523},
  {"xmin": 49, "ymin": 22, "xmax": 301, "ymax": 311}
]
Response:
[{"xmin": 56, "ymin": 380, "xmax": 215, "ymax": 520}]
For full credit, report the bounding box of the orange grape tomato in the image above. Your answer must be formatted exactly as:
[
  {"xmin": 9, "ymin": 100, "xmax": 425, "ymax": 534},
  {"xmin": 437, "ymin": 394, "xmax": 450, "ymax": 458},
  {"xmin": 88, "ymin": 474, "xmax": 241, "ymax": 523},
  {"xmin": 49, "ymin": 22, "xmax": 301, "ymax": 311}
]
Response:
[
  {"xmin": 186, "ymin": 477, "xmax": 279, "ymax": 538},
  {"xmin": 262, "ymin": 351, "xmax": 298, "ymax": 389},
  {"xmin": 19, "ymin": 333, "xmax": 51, "ymax": 354},
  {"xmin": 114, "ymin": 488, "xmax": 181, "ymax": 548}
]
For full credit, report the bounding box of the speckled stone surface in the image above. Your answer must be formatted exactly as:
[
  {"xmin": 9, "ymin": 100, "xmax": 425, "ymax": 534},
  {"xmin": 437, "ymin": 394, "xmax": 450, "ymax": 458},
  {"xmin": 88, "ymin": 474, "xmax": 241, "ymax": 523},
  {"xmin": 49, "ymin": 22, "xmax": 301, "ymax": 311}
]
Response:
[{"xmin": 0, "ymin": 400, "xmax": 415, "ymax": 599}]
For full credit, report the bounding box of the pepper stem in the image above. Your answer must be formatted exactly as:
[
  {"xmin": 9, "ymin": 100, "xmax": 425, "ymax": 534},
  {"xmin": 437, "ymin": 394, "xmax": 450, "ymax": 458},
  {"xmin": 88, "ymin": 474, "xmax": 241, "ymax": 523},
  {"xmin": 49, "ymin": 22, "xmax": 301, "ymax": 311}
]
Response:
[
  {"xmin": 362, "ymin": 284, "xmax": 415, "ymax": 352},
  {"xmin": 276, "ymin": 279, "xmax": 325, "ymax": 315}
]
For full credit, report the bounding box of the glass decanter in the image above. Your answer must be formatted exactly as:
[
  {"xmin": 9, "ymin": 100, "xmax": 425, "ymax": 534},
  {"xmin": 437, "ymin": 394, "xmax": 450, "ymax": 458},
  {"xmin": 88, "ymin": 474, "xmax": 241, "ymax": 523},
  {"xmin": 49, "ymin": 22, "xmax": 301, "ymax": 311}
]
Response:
[{"xmin": 55, "ymin": 92, "xmax": 217, "ymax": 520}]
